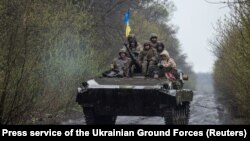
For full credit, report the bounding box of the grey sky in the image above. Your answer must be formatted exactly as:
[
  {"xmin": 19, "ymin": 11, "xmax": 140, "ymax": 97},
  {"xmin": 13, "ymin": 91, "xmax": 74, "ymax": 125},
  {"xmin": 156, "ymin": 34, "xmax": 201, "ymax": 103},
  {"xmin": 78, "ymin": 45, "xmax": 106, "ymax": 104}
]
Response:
[{"xmin": 170, "ymin": 0, "xmax": 229, "ymax": 73}]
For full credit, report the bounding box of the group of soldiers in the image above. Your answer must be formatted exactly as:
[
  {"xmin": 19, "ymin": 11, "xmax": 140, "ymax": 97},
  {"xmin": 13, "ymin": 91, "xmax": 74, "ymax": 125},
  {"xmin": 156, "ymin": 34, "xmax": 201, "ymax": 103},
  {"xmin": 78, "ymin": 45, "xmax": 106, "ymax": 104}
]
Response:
[{"xmin": 105, "ymin": 33, "xmax": 177, "ymax": 80}]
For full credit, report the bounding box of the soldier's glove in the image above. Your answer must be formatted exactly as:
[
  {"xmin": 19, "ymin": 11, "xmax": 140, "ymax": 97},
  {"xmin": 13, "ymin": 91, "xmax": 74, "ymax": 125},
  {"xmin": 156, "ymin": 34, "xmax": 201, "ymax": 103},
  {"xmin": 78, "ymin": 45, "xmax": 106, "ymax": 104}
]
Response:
[{"xmin": 158, "ymin": 64, "xmax": 164, "ymax": 69}]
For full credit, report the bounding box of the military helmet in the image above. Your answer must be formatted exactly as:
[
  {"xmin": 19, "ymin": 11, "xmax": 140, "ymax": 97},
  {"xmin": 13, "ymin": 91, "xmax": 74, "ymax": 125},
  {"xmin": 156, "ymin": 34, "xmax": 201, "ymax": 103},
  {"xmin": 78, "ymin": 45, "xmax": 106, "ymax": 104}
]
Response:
[
  {"xmin": 119, "ymin": 48, "xmax": 127, "ymax": 55},
  {"xmin": 127, "ymin": 34, "xmax": 137, "ymax": 44},
  {"xmin": 128, "ymin": 34, "xmax": 136, "ymax": 39},
  {"xmin": 150, "ymin": 33, "xmax": 158, "ymax": 39},
  {"xmin": 143, "ymin": 41, "xmax": 151, "ymax": 47}
]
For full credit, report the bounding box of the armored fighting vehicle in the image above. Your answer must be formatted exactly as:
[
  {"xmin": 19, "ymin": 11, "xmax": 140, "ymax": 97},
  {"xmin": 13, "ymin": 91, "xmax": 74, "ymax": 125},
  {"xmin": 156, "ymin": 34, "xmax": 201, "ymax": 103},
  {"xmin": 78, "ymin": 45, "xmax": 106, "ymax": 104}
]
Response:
[
  {"xmin": 76, "ymin": 43, "xmax": 193, "ymax": 125},
  {"xmin": 76, "ymin": 71, "xmax": 193, "ymax": 125}
]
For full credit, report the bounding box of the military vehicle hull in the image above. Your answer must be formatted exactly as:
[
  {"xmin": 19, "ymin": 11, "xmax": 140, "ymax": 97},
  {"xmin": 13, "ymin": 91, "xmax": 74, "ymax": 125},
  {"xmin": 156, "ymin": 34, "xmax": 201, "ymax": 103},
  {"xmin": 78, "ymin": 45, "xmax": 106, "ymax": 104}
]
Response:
[{"xmin": 76, "ymin": 77, "xmax": 193, "ymax": 125}]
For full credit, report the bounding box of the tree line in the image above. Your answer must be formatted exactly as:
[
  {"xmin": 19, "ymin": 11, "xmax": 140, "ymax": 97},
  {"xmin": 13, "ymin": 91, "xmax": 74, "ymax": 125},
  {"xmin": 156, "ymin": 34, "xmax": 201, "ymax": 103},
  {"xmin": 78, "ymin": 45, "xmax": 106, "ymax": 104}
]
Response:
[
  {"xmin": 0, "ymin": 0, "xmax": 195, "ymax": 124},
  {"xmin": 212, "ymin": 0, "xmax": 250, "ymax": 123}
]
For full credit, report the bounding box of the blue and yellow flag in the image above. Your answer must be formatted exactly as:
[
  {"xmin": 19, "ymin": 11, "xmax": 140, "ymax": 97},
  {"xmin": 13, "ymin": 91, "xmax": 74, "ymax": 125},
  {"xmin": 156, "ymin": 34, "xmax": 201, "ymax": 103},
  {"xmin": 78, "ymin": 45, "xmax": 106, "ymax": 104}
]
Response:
[{"xmin": 124, "ymin": 10, "xmax": 131, "ymax": 37}]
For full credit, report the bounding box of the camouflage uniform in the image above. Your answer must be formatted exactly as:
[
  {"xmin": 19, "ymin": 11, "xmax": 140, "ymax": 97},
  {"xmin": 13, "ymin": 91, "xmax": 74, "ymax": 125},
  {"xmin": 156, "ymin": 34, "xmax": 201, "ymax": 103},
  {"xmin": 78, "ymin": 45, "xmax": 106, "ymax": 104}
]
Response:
[
  {"xmin": 127, "ymin": 34, "xmax": 143, "ymax": 55},
  {"xmin": 126, "ymin": 34, "xmax": 143, "ymax": 75},
  {"xmin": 150, "ymin": 33, "xmax": 159, "ymax": 49},
  {"xmin": 108, "ymin": 48, "xmax": 131, "ymax": 77},
  {"xmin": 139, "ymin": 42, "xmax": 158, "ymax": 75}
]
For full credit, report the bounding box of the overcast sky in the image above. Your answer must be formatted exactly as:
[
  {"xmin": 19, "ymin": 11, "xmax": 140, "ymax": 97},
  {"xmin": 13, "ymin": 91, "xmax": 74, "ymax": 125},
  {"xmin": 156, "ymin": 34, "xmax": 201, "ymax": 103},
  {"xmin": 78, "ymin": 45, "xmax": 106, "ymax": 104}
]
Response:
[{"xmin": 170, "ymin": 0, "xmax": 230, "ymax": 73}]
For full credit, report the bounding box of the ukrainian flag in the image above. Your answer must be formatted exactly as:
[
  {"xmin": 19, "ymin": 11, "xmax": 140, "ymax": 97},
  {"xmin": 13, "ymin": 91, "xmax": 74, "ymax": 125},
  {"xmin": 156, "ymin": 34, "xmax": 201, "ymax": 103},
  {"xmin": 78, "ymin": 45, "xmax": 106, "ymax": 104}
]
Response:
[{"xmin": 124, "ymin": 10, "xmax": 131, "ymax": 37}]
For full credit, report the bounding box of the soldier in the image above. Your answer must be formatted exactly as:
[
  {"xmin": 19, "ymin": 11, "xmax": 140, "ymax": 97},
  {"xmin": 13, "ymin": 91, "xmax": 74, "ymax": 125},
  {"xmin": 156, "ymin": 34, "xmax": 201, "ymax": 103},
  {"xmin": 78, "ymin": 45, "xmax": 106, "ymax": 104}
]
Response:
[
  {"xmin": 158, "ymin": 50, "xmax": 177, "ymax": 80},
  {"xmin": 150, "ymin": 33, "xmax": 159, "ymax": 49},
  {"xmin": 106, "ymin": 48, "xmax": 131, "ymax": 77},
  {"xmin": 156, "ymin": 42, "xmax": 167, "ymax": 56},
  {"xmin": 127, "ymin": 34, "xmax": 136, "ymax": 44},
  {"xmin": 126, "ymin": 34, "xmax": 143, "ymax": 55},
  {"xmin": 125, "ymin": 34, "xmax": 143, "ymax": 76},
  {"xmin": 155, "ymin": 42, "xmax": 169, "ymax": 63},
  {"xmin": 139, "ymin": 42, "xmax": 158, "ymax": 76}
]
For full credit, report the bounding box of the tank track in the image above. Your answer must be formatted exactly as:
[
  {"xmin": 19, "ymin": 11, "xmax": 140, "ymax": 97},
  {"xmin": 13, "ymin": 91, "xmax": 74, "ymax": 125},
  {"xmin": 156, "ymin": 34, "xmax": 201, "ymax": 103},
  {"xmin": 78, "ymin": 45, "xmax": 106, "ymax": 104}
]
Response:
[
  {"xmin": 83, "ymin": 106, "xmax": 117, "ymax": 125},
  {"xmin": 164, "ymin": 102, "xmax": 190, "ymax": 125}
]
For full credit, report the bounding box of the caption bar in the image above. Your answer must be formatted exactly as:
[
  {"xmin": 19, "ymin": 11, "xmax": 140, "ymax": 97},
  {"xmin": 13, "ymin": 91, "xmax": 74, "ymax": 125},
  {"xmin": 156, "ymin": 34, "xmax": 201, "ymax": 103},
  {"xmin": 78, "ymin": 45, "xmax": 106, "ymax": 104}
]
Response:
[{"xmin": 1, "ymin": 128, "xmax": 248, "ymax": 138}]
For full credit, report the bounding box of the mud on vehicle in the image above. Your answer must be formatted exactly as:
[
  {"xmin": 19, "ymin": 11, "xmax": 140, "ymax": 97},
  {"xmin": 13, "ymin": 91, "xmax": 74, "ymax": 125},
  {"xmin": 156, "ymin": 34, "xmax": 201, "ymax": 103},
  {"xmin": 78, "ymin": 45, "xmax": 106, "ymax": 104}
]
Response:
[{"xmin": 76, "ymin": 71, "xmax": 193, "ymax": 125}]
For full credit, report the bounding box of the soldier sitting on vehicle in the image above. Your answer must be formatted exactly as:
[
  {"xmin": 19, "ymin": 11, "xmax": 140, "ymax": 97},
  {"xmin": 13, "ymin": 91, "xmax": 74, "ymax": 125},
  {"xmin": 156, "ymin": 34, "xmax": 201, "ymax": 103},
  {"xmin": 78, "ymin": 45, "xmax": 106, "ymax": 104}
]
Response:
[
  {"xmin": 155, "ymin": 42, "xmax": 169, "ymax": 62},
  {"xmin": 124, "ymin": 34, "xmax": 142, "ymax": 76},
  {"xmin": 150, "ymin": 33, "xmax": 159, "ymax": 49},
  {"xmin": 103, "ymin": 48, "xmax": 130, "ymax": 78},
  {"xmin": 127, "ymin": 34, "xmax": 136, "ymax": 43},
  {"xmin": 126, "ymin": 34, "xmax": 143, "ymax": 55},
  {"xmin": 157, "ymin": 50, "xmax": 177, "ymax": 80},
  {"xmin": 139, "ymin": 42, "xmax": 158, "ymax": 76},
  {"xmin": 126, "ymin": 35, "xmax": 140, "ymax": 56},
  {"xmin": 156, "ymin": 42, "xmax": 167, "ymax": 56}
]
